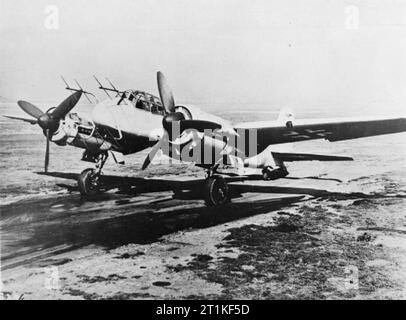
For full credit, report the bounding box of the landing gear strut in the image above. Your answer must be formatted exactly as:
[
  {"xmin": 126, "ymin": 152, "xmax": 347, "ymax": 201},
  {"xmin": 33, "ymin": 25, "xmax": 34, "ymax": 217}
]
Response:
[
  {"xmin": 203, "ymin": 165, "xmax": 230, "ymax": 206},
  {"xmin": 78, "ymin": 152, "xmax": 108, "ymax": 196}
]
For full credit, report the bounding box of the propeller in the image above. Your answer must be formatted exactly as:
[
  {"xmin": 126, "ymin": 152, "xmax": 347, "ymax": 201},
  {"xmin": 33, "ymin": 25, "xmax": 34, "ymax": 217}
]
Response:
[
  {"xmin": 17, "ymin": 101, "xmax": 45, "ymax": 119},
  {"xmin": 3, "ymin": 115, "xmax": 38, "ymax": 124},
  {"xmin": 157, "ymin": 71, "xmax": 176, "ymax": 114},
  {"xmin": 45, "ymin": 129, "xmax": 51, "ymax": 172},
  {"xmin": 16, "ymin": 90, "xmax": 82, "ymax": 172},
  {"xmin": 141, "ymin": 132, "xmax": 168, "ymax": 170},
  {"xmin": 142, "ymin": 72, "xmax": 230, "ymax": 170}
]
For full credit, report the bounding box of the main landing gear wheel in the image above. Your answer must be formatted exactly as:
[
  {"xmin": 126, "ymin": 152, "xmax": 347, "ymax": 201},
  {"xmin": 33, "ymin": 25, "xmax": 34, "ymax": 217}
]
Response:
[
  {"xmin": 78, "ymin": 168, "xmax": 100, "ymax": 196},
  {"xmin": 204, "ymin": 175, "xmax": 230, "ymax": 206},
  {"xmin": 78, "ymin": 152, "xmax": 108, "ymax": 197}
]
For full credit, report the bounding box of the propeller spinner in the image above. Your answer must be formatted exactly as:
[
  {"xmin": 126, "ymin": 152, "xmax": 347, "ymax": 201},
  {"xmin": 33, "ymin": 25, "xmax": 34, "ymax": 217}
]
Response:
[{"xmin": 16, "ymin": 90, "xmax": 82, "ymax": 172}]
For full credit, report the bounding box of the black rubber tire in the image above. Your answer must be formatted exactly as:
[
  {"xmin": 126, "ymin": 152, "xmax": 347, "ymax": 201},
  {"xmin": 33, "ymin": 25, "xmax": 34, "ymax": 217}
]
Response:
[
  {"xmin": 78, "ymin": 168, "xmax": 100, "ymax": 196},
  {"xmin": 204, "ymin": 176, "xmax": 230, "ymax": 206}
]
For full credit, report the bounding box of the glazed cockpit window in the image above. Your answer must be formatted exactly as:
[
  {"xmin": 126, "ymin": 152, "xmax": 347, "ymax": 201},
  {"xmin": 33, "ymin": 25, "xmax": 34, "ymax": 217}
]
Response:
[{"xmin": 125, "ymin": 90, "xmax": 165, "ymax": 115}]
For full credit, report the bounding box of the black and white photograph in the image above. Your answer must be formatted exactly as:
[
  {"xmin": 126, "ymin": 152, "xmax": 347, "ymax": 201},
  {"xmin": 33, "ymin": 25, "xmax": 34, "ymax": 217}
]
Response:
[{"xmin": 1, "ymin": 0, "xmax": 406, "ymax": 303}]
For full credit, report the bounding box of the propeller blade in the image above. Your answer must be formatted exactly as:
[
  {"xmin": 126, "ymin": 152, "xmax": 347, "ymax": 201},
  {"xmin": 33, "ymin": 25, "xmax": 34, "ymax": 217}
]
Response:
[
  {"xmin": 51, "ymin": 90, "xmax": 83, "ymax": 120},
  {"xmin": 157, "ymin": 71, "xmax": 176, "ymax": 113},
  {"xmin": 17, "ymin": 101, "xmax": 45, "ymax": 119},
  {"xmin": 3, "ymin": 115, "xmax": 37, "ymax": 124},
  {"xmin": 141, "ymin": 135, "xmax": 167, "ymax": 170},
  {"xmin": 45, "ymin": 129, "xmax": 51, "ymax": 172}
]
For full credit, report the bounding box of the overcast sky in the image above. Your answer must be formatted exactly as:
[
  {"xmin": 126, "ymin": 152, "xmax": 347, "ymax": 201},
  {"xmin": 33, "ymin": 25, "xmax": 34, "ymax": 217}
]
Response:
[{"xmin": 0, "ymin": 0, "xmax": 405, "ymax": 114}]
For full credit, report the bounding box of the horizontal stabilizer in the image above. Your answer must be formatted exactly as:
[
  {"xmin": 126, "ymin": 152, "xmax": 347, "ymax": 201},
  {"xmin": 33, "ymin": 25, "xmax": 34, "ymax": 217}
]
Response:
[{"xmin": 272, "ymin": 152, "xmax": 353, "ymax": 162}]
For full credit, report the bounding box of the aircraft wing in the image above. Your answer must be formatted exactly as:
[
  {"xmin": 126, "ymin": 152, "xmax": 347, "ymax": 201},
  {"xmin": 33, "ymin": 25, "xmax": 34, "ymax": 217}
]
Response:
[{"xmin": 234, "ymin": 116, "xmax": 406, "ymax": 153}]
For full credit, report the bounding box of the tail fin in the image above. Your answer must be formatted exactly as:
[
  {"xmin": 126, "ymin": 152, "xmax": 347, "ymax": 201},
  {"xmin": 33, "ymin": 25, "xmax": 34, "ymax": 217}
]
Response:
[{"xmin": 277, "ymin": 107, "xmax": 295, "ymax": 128}]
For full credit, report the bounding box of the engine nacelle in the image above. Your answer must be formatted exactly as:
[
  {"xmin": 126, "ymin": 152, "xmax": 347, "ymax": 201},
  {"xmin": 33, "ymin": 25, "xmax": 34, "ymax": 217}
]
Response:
[
  {"xmin": 49, "ymin": 121, "xmax": 73, "ymax": 146},
  {"xmin": 166, "ymin": 129, "xmax": 230, "ymax": 166},
  {"xmin": 51, "ymin": 113, "xmax": 111, "ymax": 152},
  {"xmin": 174, "ymin": 105, "xmax": 193, "ymax": 120}
]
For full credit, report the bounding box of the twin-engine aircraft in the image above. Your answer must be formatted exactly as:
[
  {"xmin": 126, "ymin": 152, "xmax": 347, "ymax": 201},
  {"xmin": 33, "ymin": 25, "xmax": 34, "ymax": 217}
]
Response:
[{"xmin": 5, "ymin": 72, "xmax": 406, "ymax": 205}]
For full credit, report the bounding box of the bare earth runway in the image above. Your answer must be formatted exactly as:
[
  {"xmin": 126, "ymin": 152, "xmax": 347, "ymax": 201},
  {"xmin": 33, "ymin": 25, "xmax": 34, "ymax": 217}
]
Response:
[
  {"xmin": 1, "ymin": 170, "xmax": 406, "ymax": 299},
  {"xmin": 1, "ymin": 105, "xmax": 406, "ymax": 299}
]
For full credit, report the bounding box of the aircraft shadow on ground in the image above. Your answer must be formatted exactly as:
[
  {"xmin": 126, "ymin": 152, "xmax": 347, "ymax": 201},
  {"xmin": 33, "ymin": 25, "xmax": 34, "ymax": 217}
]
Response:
[
  {"xmin": 1, "ymin": 172, "xmax": 375, "ymax": 269},
  {"xmin": 11, "ymin": 195, "xmax": 304, "ymax": 258},
  {"xmin": 38, "ymin": 171, "xmax": 364, "ymax": 200},
  {"xmin": 12, "ymin": 172, "xmax": 370, "ymax": 252}
]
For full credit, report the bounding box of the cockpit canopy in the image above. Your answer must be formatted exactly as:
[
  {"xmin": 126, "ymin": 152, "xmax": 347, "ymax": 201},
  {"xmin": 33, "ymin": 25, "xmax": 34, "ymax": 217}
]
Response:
[{"xmin": 119, "ymin": 90, "xmax": 165, "ymax": 115}]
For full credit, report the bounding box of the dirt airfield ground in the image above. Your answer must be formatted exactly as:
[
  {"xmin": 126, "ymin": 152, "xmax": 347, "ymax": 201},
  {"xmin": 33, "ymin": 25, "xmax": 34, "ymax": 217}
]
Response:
[{"xmin": 1, "ymin": 166, "xmax": 406, "ymax": 300}]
